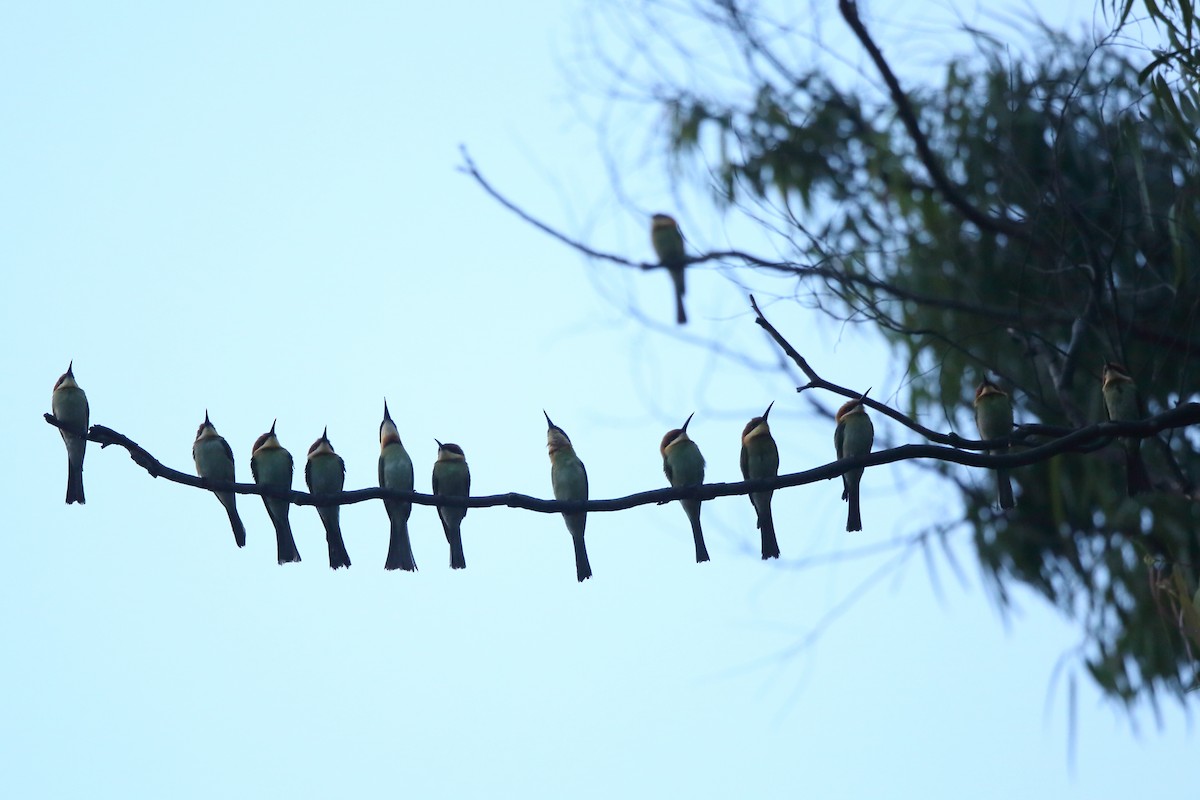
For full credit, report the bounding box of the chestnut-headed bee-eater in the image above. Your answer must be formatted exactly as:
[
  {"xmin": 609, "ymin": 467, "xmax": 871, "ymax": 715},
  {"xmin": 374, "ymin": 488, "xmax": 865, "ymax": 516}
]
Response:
[
  {"xmin": 973, "ymin": 378, "xmax": 1015, "ymax": 509},
  {"xmin": 379, "ymin": 401, "xmax": 416, "ymax": 572},
  {"xmin": 650, "ymin": 213, "xmax": 689, "ymax": 324},
  {"xmin": 740, "ymin": 402, "xmax": 781, "ymax": 559},
  {"xmin": 661, "ymin": 412, "xmax": 709, "ymax": 563},
  {"xmin": 545, "ymin": 411, "xmax": 592, "ymax": 582},
  {"xmin": 834, "ymin": 394, "xmax": 874, "ymax": 532},
  {"xmin": 250, "ymin": 421, "xmax": 301, "ymax": 565},
  {"xmin": 306, "ymin": 428, "xmax": 350, "ymax": 569},
  {"xmin": 51, "ymin": 361, "xmax": 89, "ymax": 504},
  {"xmin": 193, "ymin": 411, "xmax": 247, "ymax": 547},
  {"xmin": 432, "ymin": 440, "xmax": 470, "ymax": 569},
  {"xmin": 1102, "ymin": 361, "xmax": 1152, "ymax": 495}
]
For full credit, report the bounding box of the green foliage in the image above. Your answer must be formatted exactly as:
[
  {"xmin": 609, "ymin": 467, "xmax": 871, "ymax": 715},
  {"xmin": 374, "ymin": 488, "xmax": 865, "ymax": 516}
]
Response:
[{"xmin": 666, "ymin": 30, "xmax": 1200, "ymax": 704}]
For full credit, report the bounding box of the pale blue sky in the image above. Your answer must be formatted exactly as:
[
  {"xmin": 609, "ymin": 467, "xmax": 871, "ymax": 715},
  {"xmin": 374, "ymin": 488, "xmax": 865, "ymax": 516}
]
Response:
[{"xmin": 3, "ymin": 1, "xmax": 1193, "ymax": 797}]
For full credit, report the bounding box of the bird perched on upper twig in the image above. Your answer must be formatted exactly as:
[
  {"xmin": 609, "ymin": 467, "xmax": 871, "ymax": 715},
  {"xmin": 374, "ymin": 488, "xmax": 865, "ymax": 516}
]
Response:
[
  {"xmin": 1102, "ymin": 361, "xmax": 1152, "ymax": 496},
  {"xmin": 379, "ymin": 401, "xmax": 416, "ymax": 572},
  {"xmin": 432, "ymin": 440, "xmax": 470, "ymax": 569},
  {"xmin": 834, "ymin": 392, "xmax": 874, "ymax": 532},
  {"xmin": 306, "ymin": 428, "xmax": 351, "ymax": 569},
  {"xmin": 193, "ymin": 411, "xmax": 247, "ymax": 547},
  {"xmin": 661, "ymin": 412, "xmax": 709, "ymax": 563},
  {"xmin": 545, "ymin": 411, "xmax": 592, "ymax": 582},
  {"xmin": 740, "ymin": 402, "xmax": 781, "ymax": 559},
  {"xmin": 251, "ymin": 421, "xmax": 301, "ymax": 565},
  {"xmin": 973, "ymin": 378, "xmax": 1015, "ymax": 509},
  {"xmin": 650, "ymin": 213, "xmax": 689, "ymax": 325},
  {"xmin": 51, "ymin": 361, "xmax": 89, "ymax": 505}
]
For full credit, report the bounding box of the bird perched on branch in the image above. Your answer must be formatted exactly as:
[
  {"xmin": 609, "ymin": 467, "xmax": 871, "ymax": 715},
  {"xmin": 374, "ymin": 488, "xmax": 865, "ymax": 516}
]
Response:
[
  {"xmin": 193, "ymin": 411, "xmax": 247, "ymax": 547},
  {"xmin": 251, "ymin": 421, "xmax": 301, "ymax": 565},
  {"xmin": 379, "ymin": 401, "xmax": 416, "ymax": 572},
  {"xmin": 973, "ymin": 378, "xmax": 1015, "ymax": 509},
  {"xmin": 740, "ymin": 402, "xmax": 781, "ymax": 559},
  {"xmin": 545, "ymin": 411, "xmax": 592, "ymax": 582},
  {"xmin": 1102, "ymin": 361, "xmax": 1152, "ymax": 496},
  {"xmin": 650, "ymin": 213, "xmax": 689, "ymax": 324},
  {"xmin": 306, "ymin": 428, "xmax": 350, "ymax": 569},
  {"xmin": 432, "ymin": 440, "xmax": 470, "ymax": 569},
  {"xmin": 834, "ymin": 393, "xmax": 874, "ymax": 532},
  {"xmin": 661, "ymin": 412, "xmax": 709, "ymax": 563},
  {"xmin": 51, "ymin": 361, "xmax": 89, "ymax": 504}
]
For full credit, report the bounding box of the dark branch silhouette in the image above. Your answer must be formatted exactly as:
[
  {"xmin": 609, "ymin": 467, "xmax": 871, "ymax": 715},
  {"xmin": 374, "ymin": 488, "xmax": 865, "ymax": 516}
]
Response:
[
  {"xmin": 837, "ymin": 0, "xmax": 1030, "ymax": 242},
  {"xmin": 44, "ymin": 398, "xmax": 1199, "ymax": 512}
]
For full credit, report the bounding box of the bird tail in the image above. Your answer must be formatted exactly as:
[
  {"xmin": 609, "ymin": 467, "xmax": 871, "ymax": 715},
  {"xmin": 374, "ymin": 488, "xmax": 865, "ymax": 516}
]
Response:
[
  {"xmin": 384, "ymin": 505, "xmax": 417, "ymax": 572},
  {"xmin": 266, "ymin": 500, "xmax": 301, "ymax": 564},
  {"xmin": 1125, "ymin": 442, "xmax": 1152, "ymax": 496},
  {"xmin": 846, "ymin": 481, "xmax": 863, "ymax": 532},
  {"xmin": 996, "ymin": 469, "xmax": 1015, "ymax": 510},
  {"xmin": 683, "ymin": 499, "xmax": 709, "ymax": 563},
  {"xmin": 65, "ymin": 462, "xmax": 85, "ymax": 504},
  {"xmin": 443, "ymin": 517, "xmax": 466, "ymax": 569},
  {"xmin": 219, "ymin": 493, "xmax": 247, "ymax": 548},
  {"xmin": 671, "ymin": 268, "xmax": 688, "ymax": 324},
  {"xmin": 755, "ymin": 495, "xmax": 780, "ymax": 559},
  {"xmin": 572, "ymin": 531, "xmax": 592, "ymax": 582},
  {"xmin": 65, "ymin": 439, "xmax": 85, "ymax": 504},
  {"xmin": 320, "ymin": 509, "xmax": 351, "ymax": 569}
]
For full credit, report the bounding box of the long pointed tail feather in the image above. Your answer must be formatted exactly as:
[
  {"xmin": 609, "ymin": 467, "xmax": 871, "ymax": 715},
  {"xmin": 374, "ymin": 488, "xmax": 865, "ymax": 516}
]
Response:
[
  {"xmin": 220, "ymin": 494, "xmax": 247, "ymax": 548},
  {"xmin": 385, "ymin": 508, "xmax": 417, "ymax": 572}
]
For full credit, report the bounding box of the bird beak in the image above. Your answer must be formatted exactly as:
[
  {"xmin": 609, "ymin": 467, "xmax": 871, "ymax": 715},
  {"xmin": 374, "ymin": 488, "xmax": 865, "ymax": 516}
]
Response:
[
  {"xmin": 435, "ymin": 438, "xmax": 444, "ymax": 449},
  {"xmin": 763, "ymin": 401, "xmax": 774, "ymax": 420},
  {"xmin": 322, "ymin": 426, "xmax": 328, "ymax": 440},
  {"xmin": 270, "ymin": 419, "xmax": 277, "ymax": 434},
  {"xmin": 204, "ymin": 409, "xmax": 211, "ymax": 425},
  {"xmin": 383, "ymin": 399, "xmax": 392, "ymax": 421},
  {"xmin": 543, "ymin": 409, "xmax": 554, "ymax": 429},
  {"xmin": 682, "ymin": 412, "xmax": 695, "ymax": 433}
]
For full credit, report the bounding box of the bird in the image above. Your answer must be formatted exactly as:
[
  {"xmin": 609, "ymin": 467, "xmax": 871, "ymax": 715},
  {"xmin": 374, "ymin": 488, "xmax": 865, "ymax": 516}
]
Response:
[
  {"xmin": 192, "ymin": 411, "xmax": 247, "ymax": 547},
  {"xmin": 432, "ymin": 440, "xmax": 470, "ymax": 569},
  {"xmin": 834, "ymin": 393, "xmax": 875, "ymax": 532},
  {"xmin": 740, "ymin": 402, "xmax": 781, "ymax": 559},
  {"xmin": 973, "ymin": 378, "xmax": 1015, "ymax": 509},
  {"xmin": 51, "ymin": 361, "xmax": 89, "ymax": 504},
  {"xmin": 379, "ymin": 400, "xmax": 416, "ymax": 572},
  {"xmin": 650, "ymin": 213, "xmax": 689, "ymax": 324},
  {"xmin": 250, "ymin": 421, "xmax": 301, "ymax": 565},
  {"xmin": 306, "ymin": 428, "xmax": 351, "ymax": 569},
  {"xmin": 1102, "ymin": 361, "xmax": 1152, "ymax": 496},
  {"xmin": 545, "ymin": 411, "xmax": 592, "ymax": 582},
  {"xmin": 661, "ymin": 412, "xmax": 709, "ymax": 563}
]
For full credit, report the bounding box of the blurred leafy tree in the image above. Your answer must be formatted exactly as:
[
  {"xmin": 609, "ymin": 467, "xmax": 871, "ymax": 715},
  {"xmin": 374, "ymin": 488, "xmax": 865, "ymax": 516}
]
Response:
[{"xmin": 584, "ymin": 1, "xmax": 1200, "ymax": 708}]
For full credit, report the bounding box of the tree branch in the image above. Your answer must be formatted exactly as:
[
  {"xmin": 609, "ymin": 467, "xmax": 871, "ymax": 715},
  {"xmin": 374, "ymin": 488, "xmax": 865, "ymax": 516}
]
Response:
[
  {"xmin": 44, "ymin": 403, "xmax": 1200, "ymax": 511},
  {"xmin": 837, "ymin": 0, "xmax": 1031, "ymax": 242}
]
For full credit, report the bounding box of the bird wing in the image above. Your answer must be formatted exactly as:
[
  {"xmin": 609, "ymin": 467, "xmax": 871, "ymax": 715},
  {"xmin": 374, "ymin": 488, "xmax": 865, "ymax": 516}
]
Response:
[{"xmin": 663, "ymin": 454, "xmax": 674, "ymax": 484}]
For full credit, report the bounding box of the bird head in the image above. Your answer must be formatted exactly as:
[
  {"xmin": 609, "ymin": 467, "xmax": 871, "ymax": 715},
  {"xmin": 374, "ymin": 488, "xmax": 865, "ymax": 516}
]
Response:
[
  {"xmin": 195, "ymin": 410, "xmax": 219, "ymax": 441},
  {"xmin": 974, "ymin": 377, "xmax": 1006, "ymax": 406},
  {"xmin": 741, "ymin": 402, "xmax": 774, "ymax": 442},
  {"xmin": 308, "ymin": 428, "xmax": 335, "ymax": 458},
  {"xmin": 836, "ymin": 390, "xmax": 871, "ymax": 424},
  {"xmin": 660, "ymin": 412, "xmax": 695, "ymax": 456},
  {"xmin": 252, "ymin": 422, "xmax": 281, "ymax": 456},
  {"xmin": 544, "ymin": 410, "xmax": 573, "ymax": 453},
  {"xmin": 380, "ymin": 400, "xmax": 401, "ymax": 447},
  {"xmin": 436, "ymin": 441, "xmax": 466, "ymax": 462},
  {"xmin": 54, "ymin": 362, "xmax": 79, "ymax": 392}
]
